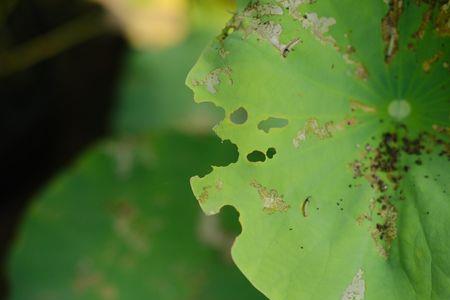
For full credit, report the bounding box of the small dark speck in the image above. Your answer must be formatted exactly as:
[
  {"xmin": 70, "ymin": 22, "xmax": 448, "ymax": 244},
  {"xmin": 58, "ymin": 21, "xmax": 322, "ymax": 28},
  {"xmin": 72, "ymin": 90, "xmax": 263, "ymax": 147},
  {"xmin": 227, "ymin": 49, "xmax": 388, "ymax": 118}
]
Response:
[
  {"xmin": 340, "ymin": 198, "xmax": 343, "ymax": 202},
  {"xmin": 340, "ymin": 208, "xmax": 344, "ymax": 211},
  {"xmin": 426, "ymin": 211, "xmax": 430, "ymax": 215},
  {"xmin": 337, "ymin": 202, "xmax": 340, "ymax": 206},
  {"xmin": 316, "ymin": 207, "xmax": 320, "ymax": 210},
  {"xmin": 415, "ymin": 159, "xmax": 422, "ymax": 165},
  {"xmin": 379, "ymin": 119, "xmax": 384, "ymax": 123},
  {"xmin": 348, "ymin": 184, "xmax": 352, "ymax": 188},
  {"xmin": 300, "ymin": 246, "xmax": 304, "ymax": 250},
  {"xmin": 424, "ymin": 175, "xmax": 429, "ymax": 179},
  {"xmin": 289, "ymin": 228, "xmax": 293, "ymax": 231}
]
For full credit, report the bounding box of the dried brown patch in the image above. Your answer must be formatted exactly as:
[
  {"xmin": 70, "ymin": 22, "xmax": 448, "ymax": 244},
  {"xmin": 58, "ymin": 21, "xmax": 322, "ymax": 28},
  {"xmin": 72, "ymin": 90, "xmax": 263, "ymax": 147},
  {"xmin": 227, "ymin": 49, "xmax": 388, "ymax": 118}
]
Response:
[
  {"xmin": 423, "ymin": 51, "xmax": 444, "ymax": 72},
  {"xmin": 435, "ymin": 0, "xmax": 450, "ymax": 36},
  {"xmin": 250, "ymin": 180, "xmax": 290, "ymax": 213},
  {"xmin": 350, "ymin": 100, "xmax": 377, "ymax": 113},
  {"xmin": 382, "ymin": 0, "xmax": 403, "ymax": 63},
  {"xmin": 198, "ymin": 185, "xmax": 212, "ymax": 204},
  {"xmin": 413, "ymin": 1, "xmax": 436, "ymax": 39},
  {"xmin": 354, "ymin": 127, "xmax": 449, "ymax": 258}
]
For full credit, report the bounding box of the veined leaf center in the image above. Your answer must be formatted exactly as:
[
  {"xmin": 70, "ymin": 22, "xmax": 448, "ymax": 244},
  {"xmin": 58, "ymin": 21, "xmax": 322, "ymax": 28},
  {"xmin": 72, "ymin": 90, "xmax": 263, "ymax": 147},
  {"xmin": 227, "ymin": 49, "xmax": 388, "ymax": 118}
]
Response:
[{"xmin": 388, "ymin": 99, "xmax": 411, "ymax": 121}]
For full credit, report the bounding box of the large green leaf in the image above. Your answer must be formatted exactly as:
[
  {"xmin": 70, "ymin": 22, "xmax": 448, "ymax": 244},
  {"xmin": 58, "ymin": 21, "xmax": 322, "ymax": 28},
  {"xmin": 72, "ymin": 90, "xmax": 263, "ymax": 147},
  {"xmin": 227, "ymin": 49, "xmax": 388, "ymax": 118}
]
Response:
[
  {"xmin": 187, "ymin": 0, "xmax": 450, "ymax": 299},
  {"xmin": 8, "ymin": 133, "xmax": 265, "ymax": 300}
]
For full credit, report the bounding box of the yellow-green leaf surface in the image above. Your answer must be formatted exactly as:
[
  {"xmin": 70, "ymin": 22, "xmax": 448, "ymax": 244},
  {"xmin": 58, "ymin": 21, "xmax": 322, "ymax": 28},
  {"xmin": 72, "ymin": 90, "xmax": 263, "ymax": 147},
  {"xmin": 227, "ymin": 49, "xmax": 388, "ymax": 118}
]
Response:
[{"xmin": 187, "ymin": 1, "xmax": 450, "ymax": 299}]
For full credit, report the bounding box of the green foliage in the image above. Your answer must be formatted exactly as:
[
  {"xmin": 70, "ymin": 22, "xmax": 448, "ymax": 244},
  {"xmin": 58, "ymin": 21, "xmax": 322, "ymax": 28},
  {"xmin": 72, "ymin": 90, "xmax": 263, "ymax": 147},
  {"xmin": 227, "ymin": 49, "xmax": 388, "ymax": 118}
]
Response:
[
  {"xmin": 8, "ymin": 2, "xmax": 268, "ymax": 298},
  {"xmin": 113, "ymin": 32, "xmax": 223, "ymax": 134},
  {"xmin": 8, "ymin": 133, "xmax": 265, "ymax": 299},
  {"xmin": 187, "ymin": 0, "xmax": 450, "ymax": 299}
]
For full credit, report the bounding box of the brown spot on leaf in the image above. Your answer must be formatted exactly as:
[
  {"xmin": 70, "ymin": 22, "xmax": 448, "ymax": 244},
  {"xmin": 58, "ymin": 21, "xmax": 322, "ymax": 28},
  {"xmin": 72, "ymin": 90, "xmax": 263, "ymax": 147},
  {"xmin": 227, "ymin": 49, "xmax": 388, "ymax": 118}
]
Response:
[
  {"xmin": 413, "ymin": 1, "xmax": 436, "ymax": 39},
  {"xmin": 423, "ymin": 51, "xmax": 444, "ymax": 72},
  {"xmin": 382, "ymin": 0, "xmax": 403, "ymax": 63},
  {"xmin": 354, "ymin": 126, "xmax": 449, "ymax": 258},
  {"xmin": 250, "ymin": 180, "xmax": 290, "ymax": 214},
  {"xmin": 350, "ymin": 100, "xmax": 377, "ymax": 113},
  {"xmin": 436, "ymin": 1, "xmax": 450, "ymax": 36},
  {"xmin": 198, "ymin": 185, "xmax": 212, "ymax": 204},
  {"xmin": 191, "ymin": 67, "xmax": 233, "ymax": 94},
  {"xmin": 293, "ymin": 118, "xmax": 334, "ymax": 148}
]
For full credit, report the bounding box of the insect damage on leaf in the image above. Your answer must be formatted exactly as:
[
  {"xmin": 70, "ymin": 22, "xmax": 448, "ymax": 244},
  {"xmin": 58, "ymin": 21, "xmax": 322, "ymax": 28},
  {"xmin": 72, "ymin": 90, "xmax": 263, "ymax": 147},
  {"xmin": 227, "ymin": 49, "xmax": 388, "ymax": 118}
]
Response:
[
  {"xmin": 371, "ymin": 196, "xmax": 398, "ymax": 258},
  {"xmin": 250, "ymin": 180, "xmax": 290, "ymax": 213},
  {"xmin": 413, "ymin": 1, "xmax": 436, "ymax": 40},
  {"xmin": 350, "ymin": 100, "xmax": 377, "ymax": 113},
  {"xmin": 240, "ymin": 2, "xmax": 302, "ymax": 57},
  {"xmin": 198, "ymin": 185, "xmax": 213, "ymax": 204},
  {"xmin": 382, "ymin": 0, "xmax": 403, "ymax": 63},
  {"xmin": 300, "ymin": 196, "xmax": 311, "ymax": 217},
  {"xmin": 191, "ymin": 67, "xmax": 232, "ymax": 94},
  {"xmin": 216, "ymin": 179, "xmax": 224, "ymax": 191},
  {"xmin": 300, "ymin": 12, "xmax": 337, "ymax": 47},
  {"xmin": 293, "ymin": 118, "xmax": 334, "ymax": 148},
  {"xmin": 354, "ymin": 128, "xmax": 449, "ymax": 258},
  {"xmin": 341, "ymin": 269, "xmax": 365, "ymax": 300},
  {"xmin": 216, "ymin": 0, "xmax": 339, "ymax": 58},
  {"xmin": 292, "ymin": 116, "xmax": 359, "ymax": 148},
  {"xmin": 422, "ymin": 51, "xmax": 444, "ymax": 73},
  {"xmin": 435, "ymin": 0, "xmax": 450, "ymax": 36},
  {"xmin": 342, "ymin": 45, "xmax": 369, "ymax": 80},
  {"xmin": 277, "ymin": 0, "xmax": 315, "ymax": 15}
]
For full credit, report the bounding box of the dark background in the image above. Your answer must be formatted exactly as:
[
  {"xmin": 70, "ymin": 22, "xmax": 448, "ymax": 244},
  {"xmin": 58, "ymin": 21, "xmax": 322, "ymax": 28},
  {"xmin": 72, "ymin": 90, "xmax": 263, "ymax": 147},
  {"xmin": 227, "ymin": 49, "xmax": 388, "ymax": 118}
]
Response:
[{"xmin": 0, "ymin": 0, "xmax": 126, "ymax": 297}]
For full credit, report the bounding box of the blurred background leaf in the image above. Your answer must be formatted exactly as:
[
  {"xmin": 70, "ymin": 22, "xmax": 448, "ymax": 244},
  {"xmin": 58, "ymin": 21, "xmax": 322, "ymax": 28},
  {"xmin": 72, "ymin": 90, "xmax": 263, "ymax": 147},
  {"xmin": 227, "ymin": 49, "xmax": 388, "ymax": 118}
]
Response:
[
  {"xmin": 8, "ymin": 133, "xmax": 264, "ymax": 299},
  {"xmin": 3, "ymin": 0, "xmax": 265, "ymax": 298}
]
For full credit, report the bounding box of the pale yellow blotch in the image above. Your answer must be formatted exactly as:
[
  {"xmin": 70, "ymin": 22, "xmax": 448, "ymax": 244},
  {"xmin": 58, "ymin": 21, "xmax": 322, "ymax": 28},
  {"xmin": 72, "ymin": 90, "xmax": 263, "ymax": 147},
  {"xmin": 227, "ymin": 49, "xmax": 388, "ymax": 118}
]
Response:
[
  {"xmin": 192, "ymin": 67, "xmax": 232, "ymax": 94},
  {"xmin": 216, "ymin": 179, "xmax": 224, "ymax": 191},
  {"xmin": 198, "ymin": 185, "xmax": 212, "ymax": 204},
  {"xmin": 350, "ymin": 100, "xmax": 377, "ymax": 113},
  {"xmin": 341, "ymin": 269, "xmax": 365, "ymax": 300},
  {"xmin": 300, "ymin": 13, "xmax": 337, "ymax": 47},
  {"xmin": 255, "ymin": 4, "xmax": 284, "ymax": 15},
  {"xmin": 277, "ymin": 0, "xmax": 315, "ymax": 17},
  {"xmin": 293, "ymin": 118, "xmax": 334, "ymax": 148},
  {"xmin": 250, "ymin": 180, "xmax": 290, "ymax": 214},
  {"xmin": 343, "ymin": 51, "xmax": 369, "ymax": 80},
  {"xmin": 232, "ymin": 2, "xmax": 301, "ymax": 57}
]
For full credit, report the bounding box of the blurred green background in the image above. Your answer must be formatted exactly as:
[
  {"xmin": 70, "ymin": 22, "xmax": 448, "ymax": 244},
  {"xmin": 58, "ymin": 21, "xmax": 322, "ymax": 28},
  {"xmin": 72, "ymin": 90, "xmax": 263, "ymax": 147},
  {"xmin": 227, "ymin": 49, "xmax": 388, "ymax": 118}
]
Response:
[{"xmin": 0, "ymin": 0, "xmax": 265, "ymax": 299}]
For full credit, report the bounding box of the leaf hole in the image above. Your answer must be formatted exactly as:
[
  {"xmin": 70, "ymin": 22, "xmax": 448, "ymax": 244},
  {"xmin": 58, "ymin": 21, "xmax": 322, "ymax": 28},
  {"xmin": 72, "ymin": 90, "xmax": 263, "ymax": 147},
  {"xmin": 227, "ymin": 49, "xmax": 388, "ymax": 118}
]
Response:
[
  {"xmin": 266, "ymin": 147, "xmax": 276, "ymax": 159},
  {"xmin": 257, "ymin": 117, "xmax": 289, "ymax": 133},
  {"xmin": 247, "ymin": 150, "xmax": 266, "ymax": 162},
  {"xmin": 230, "ymin": 107, "xmax": 248, "ymax": 125}
]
